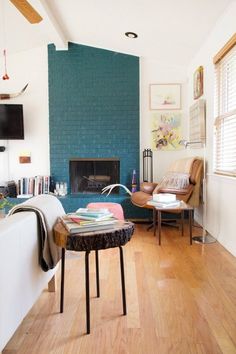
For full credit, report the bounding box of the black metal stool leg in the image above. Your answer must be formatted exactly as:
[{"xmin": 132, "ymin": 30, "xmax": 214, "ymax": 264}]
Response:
[
  {"xmin": 60, "ymin": 248, "xmax": 65, "ymax": 313},
  {"xmin": 158, "ymin": 210, "xmax": 162, "ymax": 245},
  {"xmin": 119, "ymin": 246, "xmax": 127, "ymax": 315},
  {"xmin": 85, "ymin": 251, "xmax": 90, "ymax": 334},
  {"xmin": 153, "ymin": 208, "xmax": 157, "ymax": 236},
  {"xmin": 95, "ymin": 250, "xmax": 100, "ymax": 297},
  {"xmin": 189, "ymin": 209, "xmax": 193, "ymax": 245},
  {"xmin": 181, "ymin": 210, "xmax": 184, "ymax": 236}
]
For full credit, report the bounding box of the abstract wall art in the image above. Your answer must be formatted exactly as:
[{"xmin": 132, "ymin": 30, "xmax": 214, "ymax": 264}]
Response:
[{"xmin": 151, "ymin": 112, "xmax": 182, "ymax": 150}]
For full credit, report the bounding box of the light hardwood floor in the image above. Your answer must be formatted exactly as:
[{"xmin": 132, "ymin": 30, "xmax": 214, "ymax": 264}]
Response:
[{"xmin": 3, "ymin": 224, "xmax": 236, "ymax": 354}]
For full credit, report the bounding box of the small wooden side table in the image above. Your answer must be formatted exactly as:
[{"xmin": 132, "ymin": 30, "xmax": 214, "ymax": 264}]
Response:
[
  {"xmin": 54, "ymin": 220, "xmax": 134, "ymax": 334},
  {"xmin": 149, "ymin": 201, "xmax": 194, "ymax": 245}
]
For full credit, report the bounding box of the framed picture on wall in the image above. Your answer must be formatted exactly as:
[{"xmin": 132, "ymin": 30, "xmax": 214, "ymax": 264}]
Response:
[
  {"xmin": 193, "ymin": 66, "xmax": 204, "ymax": 99},
  {"xmin": 189, "ymin": 99, "xmax": 206, "ymax": 144},
  {"xmin": 149, "ymin": 83, "xmax": 181, "ymax": 110},
  {"xmin": 151, "ymin": 111, "xmax": 182, "ymax": 150}
]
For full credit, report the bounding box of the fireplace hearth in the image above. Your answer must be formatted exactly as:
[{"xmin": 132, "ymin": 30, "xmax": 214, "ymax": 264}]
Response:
[{"xmin": 70, "ymin": 158, "xmax": 120, "ymax": 194}]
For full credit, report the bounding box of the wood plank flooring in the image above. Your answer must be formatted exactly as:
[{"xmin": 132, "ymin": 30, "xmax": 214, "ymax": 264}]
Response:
[{"xmin": 3, "ymin": 224, "xmax": 236, "ymax": 354}]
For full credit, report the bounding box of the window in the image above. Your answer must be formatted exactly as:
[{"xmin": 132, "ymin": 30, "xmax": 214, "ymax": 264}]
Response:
[{"xmin": 214, "ymin": 34, "xmax": 236, "ymax": 176}]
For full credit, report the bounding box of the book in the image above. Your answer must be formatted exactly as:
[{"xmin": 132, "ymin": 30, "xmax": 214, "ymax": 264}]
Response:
[
  {"xmin": 153, "ymin": 193, "xmax": 176, "ymax": 203},
  {"xmin": 76, "ymin": 208, "xmax": 110, "ymax": 214},
  {"xmin": 72, "ymin": 213, "xmax": 114, "ymax": 221},
  {"xmin": 147, "ymin": 200, "xmax": 181, "ymax": 208},
  {"xmin": 63, "ymin": 222, "xmax": 117, "ymax": 234},
  {"xmin": 64, "ymin": 214, "xmax": 117, "ymax": 225},
  {"xmin": 61, "ymin": 215, "xmax": 118, "ymax": 234},
  {"xmin": 69, "ymin": 217, "xmax": 96, "ymax": 225},
  {"xmin": 74, "ymin": 208, "xmax": 113, "ymax": 221}
]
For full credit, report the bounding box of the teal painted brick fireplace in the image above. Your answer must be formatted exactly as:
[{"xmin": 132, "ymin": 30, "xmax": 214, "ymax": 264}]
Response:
[{"xmin": 48, "ymin": 42, "xmax": 148, "ymax": 218}]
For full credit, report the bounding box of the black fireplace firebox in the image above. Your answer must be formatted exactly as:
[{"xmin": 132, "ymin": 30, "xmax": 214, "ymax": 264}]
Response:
[{"xmin": 70, "ymin": 158, "xmax": 120, "ymax": 194}]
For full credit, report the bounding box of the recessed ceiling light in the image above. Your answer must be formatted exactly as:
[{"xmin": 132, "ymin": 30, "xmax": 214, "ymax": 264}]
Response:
[{"xmin": 125, "ymin": 32, "xmax": 138, "ymax": 39}]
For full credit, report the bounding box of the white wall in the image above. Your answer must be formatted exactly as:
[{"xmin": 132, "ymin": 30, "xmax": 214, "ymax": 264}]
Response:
[
  {"xmin": 0, "ymin": 48, "xmax": 190, "ymax": 187},
  {"xmin": 140, "ymin": 58, "xmax": 192, "ymax": 182},
  {"xmin": 187, "ymin": 1, "xmax": 236, "ymax": 256},
  {"xmin": 0, "ymin": 46, "xmax": 49, "ymax": 185}
]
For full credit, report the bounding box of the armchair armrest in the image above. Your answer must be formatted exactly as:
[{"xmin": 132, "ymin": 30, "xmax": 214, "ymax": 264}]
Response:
[{"xmin": 140, "ymin": 182, "xmax": 158, "ymax": 194}]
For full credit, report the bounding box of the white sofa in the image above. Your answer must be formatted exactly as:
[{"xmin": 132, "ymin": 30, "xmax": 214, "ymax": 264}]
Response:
[{"xmin": 0, "ymin": 195, "xmax": 64, "ymax": 352}]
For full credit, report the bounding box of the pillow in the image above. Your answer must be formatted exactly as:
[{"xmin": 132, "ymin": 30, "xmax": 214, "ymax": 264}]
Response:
[{"xmin": 153, "ymin": 172, "xmax": 190, "ymax": 194}]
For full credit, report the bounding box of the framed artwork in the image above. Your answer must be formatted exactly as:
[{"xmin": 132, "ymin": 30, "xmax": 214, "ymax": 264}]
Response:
[
  {"xmin": 151, "ymin": 112, "xmax": 182, "ymax": 151},
  {"xmin": 193, "ymin": 66, "xmax": 204, "ymax": 99},
  {"xmin": 189, "ymin": 99, "xmax": 206, "ymax": 144},
  {"xmin": 149, "ymin": 83, "xmax": 181, "ymax": 110}
]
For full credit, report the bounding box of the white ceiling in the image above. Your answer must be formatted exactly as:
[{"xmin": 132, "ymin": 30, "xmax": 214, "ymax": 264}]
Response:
[{"xmin": 1, "ymin": 0, "xmax": 234, "ymax": 67}]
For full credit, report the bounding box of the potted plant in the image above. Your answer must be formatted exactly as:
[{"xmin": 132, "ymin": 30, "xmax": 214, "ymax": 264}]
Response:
[{"xmin": 0, "ymin": 193, "xmax": 15, "ymax": 217}]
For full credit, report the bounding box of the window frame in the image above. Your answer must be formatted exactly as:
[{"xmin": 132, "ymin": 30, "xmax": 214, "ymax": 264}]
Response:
[{"xmin": 213, "ymin": 34, "xmax": 236, "ymax": 177}]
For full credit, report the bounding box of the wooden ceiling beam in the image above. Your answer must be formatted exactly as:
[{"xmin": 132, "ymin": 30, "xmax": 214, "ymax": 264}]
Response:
[{"xmin": 9, "ymin": 0, "xmax": 43, "ymax": 24}]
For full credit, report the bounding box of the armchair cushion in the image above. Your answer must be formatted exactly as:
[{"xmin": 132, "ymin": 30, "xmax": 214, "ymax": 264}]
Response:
[{"xmin": 157, "ymin": 184, "xmax": 193, "ymax": 196}]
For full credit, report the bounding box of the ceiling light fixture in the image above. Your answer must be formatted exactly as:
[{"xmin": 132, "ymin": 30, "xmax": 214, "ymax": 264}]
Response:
[{"xmin": 125, "ymin": 32, "xmax": 138, "ymax": 39}]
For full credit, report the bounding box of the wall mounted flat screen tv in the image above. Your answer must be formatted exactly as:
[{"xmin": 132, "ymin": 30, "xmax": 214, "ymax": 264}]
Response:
[{"xmin": 0, "ymin": 104, "xmax": 24, "ymax": 140}]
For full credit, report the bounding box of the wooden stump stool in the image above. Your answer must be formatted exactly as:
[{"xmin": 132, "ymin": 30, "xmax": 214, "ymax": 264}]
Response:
[{"xmin": 54, "ymin": 220, "xmax": 134, "ymax": 334}]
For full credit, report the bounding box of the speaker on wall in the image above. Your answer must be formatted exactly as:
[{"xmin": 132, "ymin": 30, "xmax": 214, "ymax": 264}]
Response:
[{"xmin": 7, "ymin": 181, "xmax": 17, "ymax": 197}]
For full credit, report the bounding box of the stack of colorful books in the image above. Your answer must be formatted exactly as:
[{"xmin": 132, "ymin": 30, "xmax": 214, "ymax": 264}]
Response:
[{"xmin": 61, "ymin": 208, "xmax": 118, "ymax": 234}]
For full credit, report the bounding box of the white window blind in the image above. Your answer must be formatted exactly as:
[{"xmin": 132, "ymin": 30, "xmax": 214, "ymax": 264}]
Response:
[{"xmin": 214, "ymin": 43, "xmax": 236, "ymax": 176}]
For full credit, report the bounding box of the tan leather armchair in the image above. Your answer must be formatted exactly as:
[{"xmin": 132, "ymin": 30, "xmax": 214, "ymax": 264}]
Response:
[{"xmin": 131, "ymin": 157, "xmax": 203, "ymax": 210}]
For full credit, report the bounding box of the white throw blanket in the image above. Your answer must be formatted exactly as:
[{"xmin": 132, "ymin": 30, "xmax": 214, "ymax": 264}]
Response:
[{"xmin": 8, "ymin": 194, "xmax": 65, "ymax": 271}]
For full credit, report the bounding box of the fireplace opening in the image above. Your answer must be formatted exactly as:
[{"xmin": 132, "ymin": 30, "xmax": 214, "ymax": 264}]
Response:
[{"xmin": 70, "ymin": 158, "xmax": 120, "ymax": 194}]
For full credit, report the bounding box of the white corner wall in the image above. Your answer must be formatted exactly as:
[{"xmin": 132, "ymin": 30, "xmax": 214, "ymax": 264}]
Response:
[
  {"xmin": 0, "ymin": 46, "xmax": 49, "ymax": 184},
  {"xmin": 187, "ymin": 1, "xmax": 236, "ymax": 256},
  {"xmin": 140, "ymin": 58, "xmax": 191, "ymax": 183}
]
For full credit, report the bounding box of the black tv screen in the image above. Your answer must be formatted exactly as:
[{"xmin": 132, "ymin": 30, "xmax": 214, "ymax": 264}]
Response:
[{"xmin": 0, "ymin": 104, "xmax": 24, "ymax": 140}]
